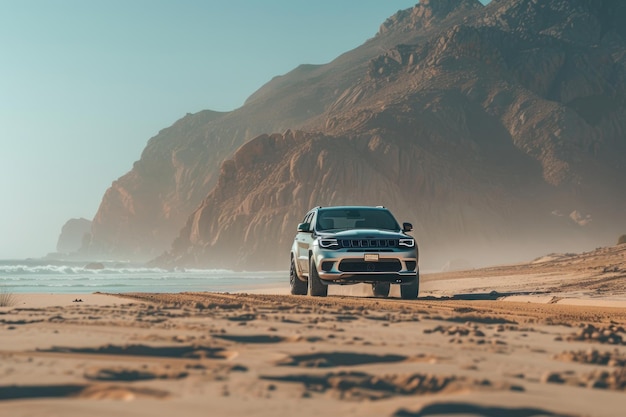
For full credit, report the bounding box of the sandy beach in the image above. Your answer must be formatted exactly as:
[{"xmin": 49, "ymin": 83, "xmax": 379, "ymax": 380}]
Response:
[{"xmin": 1, "ymin": 245, "xmax": 625, "ymax": 416}]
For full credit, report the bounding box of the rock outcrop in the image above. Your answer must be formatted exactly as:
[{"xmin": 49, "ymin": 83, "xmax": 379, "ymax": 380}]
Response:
[
  {"xmin": 379, "ymin": 0, "xmax": 483, "ymax": 35},
  {"xmin": 56, "ymin": 218, "xmax": 92, "ymax": 254},
  {"xmin": 90, "ymin": 0, "xmax": 626, "ymax": 269}
]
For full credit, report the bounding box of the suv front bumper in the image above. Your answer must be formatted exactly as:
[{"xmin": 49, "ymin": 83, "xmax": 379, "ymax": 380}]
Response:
[{"xmin": 312, "ymin": 247, "xmax": 418, "ymax": 284}]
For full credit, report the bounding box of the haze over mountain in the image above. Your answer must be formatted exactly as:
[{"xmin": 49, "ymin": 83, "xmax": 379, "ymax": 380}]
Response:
[
  {"xmin": 56, "ymin": 218, "xmax": 92, "ymax": 255},
  {"xmin": 83, "ymin": 0, "xmax": 626, "ymax": 270}
]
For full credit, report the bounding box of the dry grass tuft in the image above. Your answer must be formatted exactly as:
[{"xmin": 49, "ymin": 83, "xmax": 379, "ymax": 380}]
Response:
[{"xmin": 0, "ymin": 286, "xmax": 17, "ymax": 307}]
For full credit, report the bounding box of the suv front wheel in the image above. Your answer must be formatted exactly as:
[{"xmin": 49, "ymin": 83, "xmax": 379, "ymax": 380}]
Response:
[
  {"xmin": 308, "ymin": 258, "xmax": 328, "ymax": 297},
  {"xmin": 372, "ymin": 282, "xmax": 391, "ymax": 297},
  {"xmin": 400, "ymin": 273, "xmax": 419, "ymax": 300}
]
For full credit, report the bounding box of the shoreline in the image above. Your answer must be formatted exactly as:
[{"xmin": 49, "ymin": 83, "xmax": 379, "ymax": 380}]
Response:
[
  {"xmin": 5, "ymin": 286, "xmax": 626, "ymax": 310},
  {"xmin": 1, "ymin": 292, "xmax": 139, "ymax": 309}
]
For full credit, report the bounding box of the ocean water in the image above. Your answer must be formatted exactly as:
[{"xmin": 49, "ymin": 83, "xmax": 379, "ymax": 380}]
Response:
[{"xmin": 0, "ymin": 259, "xmax": 286, "ymax": 294}]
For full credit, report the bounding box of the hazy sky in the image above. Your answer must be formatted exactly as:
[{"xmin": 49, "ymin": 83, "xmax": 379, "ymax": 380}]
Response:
[{"xmin": 1, "ymin": 1, "xmax": 468, "ymax": 259}]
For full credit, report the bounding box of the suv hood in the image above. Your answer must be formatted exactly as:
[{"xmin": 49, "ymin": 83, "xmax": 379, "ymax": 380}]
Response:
[{"xmin": 319, "ymin": 229, "xmax": 409, "ymax": 239}]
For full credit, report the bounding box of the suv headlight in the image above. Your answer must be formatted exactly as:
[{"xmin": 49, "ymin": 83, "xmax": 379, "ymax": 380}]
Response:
[
  {"xmin": 399, "ymin": 238, "xmax": 415, "ymax": 248},
  {"xmin": 319, "ymin": 238, "xmax": 339, "ymax": 249}
]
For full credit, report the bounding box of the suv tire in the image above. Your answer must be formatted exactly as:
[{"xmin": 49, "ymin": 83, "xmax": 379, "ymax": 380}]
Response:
[
  {"xmin": 372, "ymin": 282, "xmax": 390, "ymax": 297},
  {"xmin": 290, "ymin": 257, "xmax": 307, "ymax": 295},
  {"xmin": 308, "ymin": 257, "xmax": 328, "ymax": 297},
  {"xmin": 400, "ymin": 273, "xmax": 419, "ymax": 300}
]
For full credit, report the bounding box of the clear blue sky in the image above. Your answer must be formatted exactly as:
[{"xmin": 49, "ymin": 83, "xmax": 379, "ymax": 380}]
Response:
[{"xmin": 1, "ymin": 1, "xmax": 478, "ymax": 259}]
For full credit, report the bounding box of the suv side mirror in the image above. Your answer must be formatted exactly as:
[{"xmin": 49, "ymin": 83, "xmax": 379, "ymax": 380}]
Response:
[
  {"xmin": 297, "ymin": 222, "xmax": 310, "ymax": 232},
  {"xmin": 402, "ymin": 222, "xmax": 413, "ymax": 232}
]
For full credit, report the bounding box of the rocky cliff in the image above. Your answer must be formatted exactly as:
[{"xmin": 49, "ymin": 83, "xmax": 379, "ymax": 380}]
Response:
[
  {"xmin": 89, "ymin": 0, "xmax": 626, "ymax": 269},
  {"xmin": 85, "ymin": 1, "xmax": 477, "ymax": 261},
  {"xmin": 56, "ymin": 218, "xmax": 92, "ymax": 254}
]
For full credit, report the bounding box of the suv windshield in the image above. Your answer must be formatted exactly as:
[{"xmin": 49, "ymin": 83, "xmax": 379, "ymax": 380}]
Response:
[{"xmin": 316, "ymin": 208, "xmax": 400, "ymax": 231}]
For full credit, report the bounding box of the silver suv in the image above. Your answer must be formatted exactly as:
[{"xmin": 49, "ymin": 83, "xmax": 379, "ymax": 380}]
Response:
[{"xmin": 290, "ymin": 206, "xmax": 419, "ymax": 298}]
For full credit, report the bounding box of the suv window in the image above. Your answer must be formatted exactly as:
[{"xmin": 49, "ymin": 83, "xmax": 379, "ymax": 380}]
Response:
[
  {"xmin": 316, "ymin": 208, "xmax": 400, "ymax": 232},
  {"xmin": 302, "ymin": 211, "xmax": 314, "ymax": 232}
]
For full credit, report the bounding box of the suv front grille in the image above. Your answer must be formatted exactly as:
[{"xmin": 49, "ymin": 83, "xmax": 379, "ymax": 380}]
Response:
[
  {"xmin": 338, "ymin": 259, "xmax": 402, "ymax": 273},
  {"xmin": 339, "ymin": 239, "xmax": 399, "ymax": 249}
]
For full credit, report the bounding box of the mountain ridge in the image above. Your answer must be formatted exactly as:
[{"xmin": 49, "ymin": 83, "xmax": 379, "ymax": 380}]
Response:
[
  {"xmin": 84, "ymin": 0, "xmax": 625, "ymax": 270},
  {"xmin": 85, "ymin": 0, "xmax": 488, "ymax": 261}
]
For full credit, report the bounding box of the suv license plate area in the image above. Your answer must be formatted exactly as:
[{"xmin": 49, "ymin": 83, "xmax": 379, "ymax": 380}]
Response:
[{"xmin": 364, "ymin": 254, "xmax": 379, "ymax": 262}]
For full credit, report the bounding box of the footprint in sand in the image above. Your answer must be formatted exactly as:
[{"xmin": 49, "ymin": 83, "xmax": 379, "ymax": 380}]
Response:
[
  {"xmin": 83, "ymin": 366, "xmax": 188, "ymax": 381},
  {"xmin": 276, "ymin": 351, "xmax": 407, "ymax": 367},
  {"xmin": 39, "ymin": 343, "xmax": 237, "ymax": 360},
  {"xmin": 0, "ymin": 384, "xmax": 169, "ymax": 401}
]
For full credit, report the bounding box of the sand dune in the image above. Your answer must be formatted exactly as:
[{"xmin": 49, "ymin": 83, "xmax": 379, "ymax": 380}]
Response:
[{"xmin": 1, "ymin": 245, "xmax": 625, "ymax": 416}]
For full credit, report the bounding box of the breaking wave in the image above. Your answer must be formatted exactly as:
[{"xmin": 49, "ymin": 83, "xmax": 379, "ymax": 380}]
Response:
[{"xmin": 0, "ymin": 259, "xmax": 285, "ymax": 294}]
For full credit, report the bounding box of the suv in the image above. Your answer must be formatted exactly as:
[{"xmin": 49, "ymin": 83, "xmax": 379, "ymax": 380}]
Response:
[{"xmin": 290, "ymin": 206, "xmax": 419, "ymax": 299}]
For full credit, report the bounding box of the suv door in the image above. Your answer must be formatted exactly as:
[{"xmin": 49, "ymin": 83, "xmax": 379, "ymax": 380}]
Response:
[{"xmin": 295, "ymin": 211, "xmax": 315, "ymax": 276}]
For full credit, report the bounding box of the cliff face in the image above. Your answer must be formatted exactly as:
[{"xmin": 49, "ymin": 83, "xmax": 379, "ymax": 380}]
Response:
[
  {"xmin": 56, "ymin": 218, "xmax": 92, "ymax": 254},
  {"xmin": 86, "ymin": 1, "xmax": 485, "ymax": 261},
  {"xmin": 158, "ymin": 128, "xmax": 550, "ymax": 270},
  {"xmin": 88, "ymin": 110, "xmax": 226, "ymax": 260},
  {"xmin": 90, "ymin": 0, "xmax": 626, "ymax": 268}
]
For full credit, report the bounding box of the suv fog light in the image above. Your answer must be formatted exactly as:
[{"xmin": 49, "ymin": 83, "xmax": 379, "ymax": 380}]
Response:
[{"xmin": 321, "ymin": 261, "xmax": 334, "ymax": 272}]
